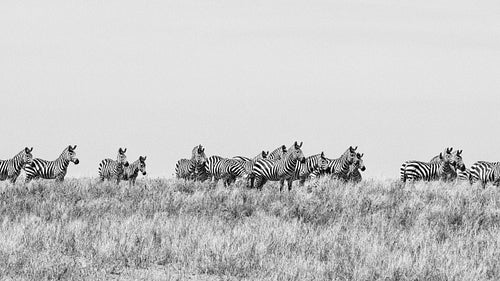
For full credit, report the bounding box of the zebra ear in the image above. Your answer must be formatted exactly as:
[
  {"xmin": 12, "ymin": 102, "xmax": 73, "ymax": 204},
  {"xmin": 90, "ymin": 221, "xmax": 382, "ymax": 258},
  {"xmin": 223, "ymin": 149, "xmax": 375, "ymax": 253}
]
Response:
[
  {"xmin": 439, "ymin": 153, "xmax": 443, "ymax": 159},
  {"xmin": 72, "ymin": 145, "xmax": 77, "ymax": 150},
  {"xmin": 123, "ymin": 148, "xmax": 127, "ymax": 153},
  {"xmin": 119, "ymin": 148, "xmax": 123, "ymax": 153},
  {"xmin": 299, "ymin": 142, "xmax": 303, "ymax": 148},
  {"xmin": 360, "ymin": 153, "xmax": 364, "ymax": 158},
  {"xmin": 321, "ymin": 152, "xmax": 325, "ymax": 158}
]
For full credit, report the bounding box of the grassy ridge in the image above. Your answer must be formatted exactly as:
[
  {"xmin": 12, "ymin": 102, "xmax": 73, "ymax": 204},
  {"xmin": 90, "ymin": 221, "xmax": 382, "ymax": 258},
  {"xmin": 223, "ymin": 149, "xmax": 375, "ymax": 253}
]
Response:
[{"xmin": 0, "ymin": 178, "xmax": 500, "ymax": 280}]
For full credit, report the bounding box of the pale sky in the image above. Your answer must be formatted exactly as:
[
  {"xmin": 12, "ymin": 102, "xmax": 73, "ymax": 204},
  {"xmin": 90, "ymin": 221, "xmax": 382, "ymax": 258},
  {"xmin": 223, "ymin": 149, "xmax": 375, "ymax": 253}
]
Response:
[{"xmin": 1, "ymin": 0, "xmax": 500, "ymax": 179}]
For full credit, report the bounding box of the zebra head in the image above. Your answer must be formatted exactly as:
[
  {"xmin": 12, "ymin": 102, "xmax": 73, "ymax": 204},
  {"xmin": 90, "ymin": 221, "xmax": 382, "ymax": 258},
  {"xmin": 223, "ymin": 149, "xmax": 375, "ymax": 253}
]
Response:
[
  {"xmin": 344, "ymin": 146, "xmax": 358, "ymax": 165},
  {"xmin": 67, "ymin": 145, "xmax": 79, "ymax": 165},
  {"xmin": 23, "ymin": 147, "xmax": 34, "ymax": 166},
  {"xmin": 139, "ymin": 156, "xmax": 147, "ymax": 176},
  {"xmin": 194, "ymin": 146, "xmax": 207, "ymax": 165},
  {"xmin": 118, "ymin": 147, "xmax": 129, "ymax": 167},
  {"xmin": 355, "ymin": 153, "xmax": 366, "ymax": 171},
  {"xmin": 452, "ymin": 149, "xmax": 466, "ymax": 171},
  {"xmin": 317, "ymin": 152, "xmax": 329, "ymax": 172},
  {"xmin": 290, "ymin": 141, "xmax": 306, "ymax": 163}
]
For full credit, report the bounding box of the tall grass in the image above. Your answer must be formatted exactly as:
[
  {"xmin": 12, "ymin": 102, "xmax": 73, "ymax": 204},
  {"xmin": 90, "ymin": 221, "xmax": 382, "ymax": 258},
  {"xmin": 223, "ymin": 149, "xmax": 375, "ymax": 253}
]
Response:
[{"xmin": 0, "ymin": 178, "xmax": 499, "ymax": 280}]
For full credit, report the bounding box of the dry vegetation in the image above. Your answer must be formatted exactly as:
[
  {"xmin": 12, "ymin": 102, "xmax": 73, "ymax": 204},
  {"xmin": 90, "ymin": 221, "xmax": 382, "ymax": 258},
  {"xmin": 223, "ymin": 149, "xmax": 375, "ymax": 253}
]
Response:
[{"xmin": 1, "ymin": 177, "xmax": 500, "ymax": 280}]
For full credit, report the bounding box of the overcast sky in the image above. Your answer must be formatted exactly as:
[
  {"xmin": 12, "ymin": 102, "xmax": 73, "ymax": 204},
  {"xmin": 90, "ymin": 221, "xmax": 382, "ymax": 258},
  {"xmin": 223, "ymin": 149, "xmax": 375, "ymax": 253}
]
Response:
[{"xmin": 1, "ymin": 0, "xmax": 500, "ymax": 179}]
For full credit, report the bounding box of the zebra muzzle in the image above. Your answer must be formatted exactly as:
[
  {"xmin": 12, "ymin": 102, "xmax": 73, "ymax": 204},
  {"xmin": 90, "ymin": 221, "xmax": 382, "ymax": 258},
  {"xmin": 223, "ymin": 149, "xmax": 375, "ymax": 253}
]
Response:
[
  {"xmin": 74, "ymin": 159, "xmax": 80, "ymax": 165},
  {"xmin": 142, "ymin": 172, "xmax": 147, "ymax": 176}
]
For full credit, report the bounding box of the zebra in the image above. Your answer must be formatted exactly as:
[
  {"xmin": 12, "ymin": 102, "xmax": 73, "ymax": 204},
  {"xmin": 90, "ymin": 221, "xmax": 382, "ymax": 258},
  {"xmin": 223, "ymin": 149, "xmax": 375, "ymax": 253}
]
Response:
[
  {"xmin": 98, "ymin": 147, "xmax": 129, "ymax": 184},
  {"xmin": 233, "ymin": 151, "xmax": 269, "ymax": 185},
  {"xmin": 122, "ymin": 156, "xmax": 147, "ymax": 186},
  {"xmin": 24, "ymin": 145, "xmax": 79, "ymax": 183},
  {"xmin": 346, "ymin": 152, "xmax": 366, "ymax": 183},
  {"xmin": 311, "ymin": 146, "xmax": 358, "ymax": 180},
  {"xmin": 0, "ymin": 147, "xmax": 34, "ymax": 184},
  {"xmin": 457, "ymin": 168, "xmax": 471, "ymax": 182},
  {"xmin": 428, "ymin": 148, "xmax": 466, "ymax": 182},
  {"xmin": 400, "ymin": 149, "xmax": 457, "ymax": 182},
  {"xmin": 205, "ymin": 156, "xmax": 247, "ymax": 186},
  {"xmin": 281, "ymin": 152, "xmax": 329, "ymax": 187},
  {"xmin": 251, "ymin": 141, "xmax": 306, "ymax": 191},
  {"xmin": 268, "ymin": 145, "xmax": 287, "ymax": 160},
  {"xmin": 469, "ymin": 161, "xmax": 500, "ymax": 188},
  {"xmin": 175, "ymin": 145, "xmax": 207, "ymax": 180}
]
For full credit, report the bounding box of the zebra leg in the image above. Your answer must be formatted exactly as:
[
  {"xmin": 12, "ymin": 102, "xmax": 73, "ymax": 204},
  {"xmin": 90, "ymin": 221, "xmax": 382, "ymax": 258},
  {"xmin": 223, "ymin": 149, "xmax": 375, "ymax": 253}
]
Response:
[
  {"xmin": 299, "ymin": 178, "xmax": 306, "ymax": 186},
  {"xmin": 287, "ymin": 179, "xmax": 293, "ymax": 191},
  {"xmin": 279, "ymin": 179, "xmax": 285, "ymax": 192},
  {"xmin": 253, "ymin": 176, "xmax": 265, "ymax": 190}
]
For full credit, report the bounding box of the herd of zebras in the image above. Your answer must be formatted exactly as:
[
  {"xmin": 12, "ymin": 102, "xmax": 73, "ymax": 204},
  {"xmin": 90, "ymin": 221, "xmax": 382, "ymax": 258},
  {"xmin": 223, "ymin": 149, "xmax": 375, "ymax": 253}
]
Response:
[
  {"xmin": 175, "ymin": 142, "xmax": 365, "ymax": 191},
  {"xmin": 0, "ymin": 143, "xmax": 499, "ymax": 189},
  {"xmin": 0, "ymin": 146, "xmax": 147, "ymax": 186}
]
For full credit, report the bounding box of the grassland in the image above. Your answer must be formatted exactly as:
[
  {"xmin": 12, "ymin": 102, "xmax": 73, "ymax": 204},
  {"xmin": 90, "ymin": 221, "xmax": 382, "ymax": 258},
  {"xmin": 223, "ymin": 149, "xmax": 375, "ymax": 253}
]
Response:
[{"xmin": 0, "ymin": 177, "xmax": 500, "ymax": 280}]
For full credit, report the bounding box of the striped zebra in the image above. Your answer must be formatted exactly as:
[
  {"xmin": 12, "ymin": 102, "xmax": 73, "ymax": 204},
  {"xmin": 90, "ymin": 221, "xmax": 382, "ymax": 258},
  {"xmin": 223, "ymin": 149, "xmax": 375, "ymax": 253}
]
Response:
[
  {"xmin": 122, "ymin": 156, "xmax": 147, "ymax": 186},
  {"xmin": 24, "ymin": 145, "xmax": 79, "ymax": 183},
  {"xmin": 98, "ymin": 147, "xmax": 129, "ymax": 184},
  {"xmin": 400, "ymin": 149, "xmax": 457, "ymax": 182},
  {"xmin": 251, "ymin": 141, "xmax": 306, "ymax": 191},
  {"xmin": 469, "ymin": 161, "xmax": 500, "ymax": 188},
  {"xmin": 457, "ymin": 168, "xmax": 471, "ymax": 182},
  {"xmin": 175, "ymin": 145, "xmax": 207, "ymax": 180},
  {"xmin": 233, "ymin": 151, "xmax": 269, "ymax": 185},
  {"xmin": 346, "ymin": 152, "xmax": 366, "ymax": 183},
  {"xmin": 268, "ymin": 145, "xmax": 287, "ymax": 160},
  {"xmin": 428, "ymin": 148, "xmax": 466, "ymax": 182},
  {"xmin": 0, "ymin": 147, "xmax": 34, "ymax": 184},
  {"xmin": 281, "ymin": 152, "xmax": 329, "ymax": 187},
  {"xmin": 312, "ymin": 146, "xmax": 358, "ymax": 180},
  {"xmin": 205, "ymin": 156, "xmax": 247, "ymax": 186}
]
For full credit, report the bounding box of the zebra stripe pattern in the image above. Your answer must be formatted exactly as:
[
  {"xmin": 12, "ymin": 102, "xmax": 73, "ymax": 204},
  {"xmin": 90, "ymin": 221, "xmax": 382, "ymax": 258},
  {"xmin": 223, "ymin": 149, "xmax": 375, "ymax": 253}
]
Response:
[
  {"xmin": 400, "ymin": 150, "xmax": 455, "ymax": 182},
  {"xmin": 175, "ymin": 145, "xmax": 207, "ymax": 180},
  {"xmin": 268, "ymin": 145, "xmax": 287, "ymax": 160},
  {"xmin": 0, "ymin": 147, "xmax": 34, "ymax": 184},
  {"xmin": 122, "ymin": 156, "xmax": 147, "ymax": 186},
  {"xmin": 252, "ymin": 141, "xmax": 305, "ymax": 191},
  {"xmin": 282, "ymin": 152, "xmax": 328, "ymax": 187},
  {"xmin": 316, "ymin": 146, "xmax": 358, "ymax": 180},
  {"xmin": 205, "ymin": 156, "xmax": 247, "ymax": 186},
  {"xmin": 429, "ymin": 148, "xmax": 466, "ymax": 182},
  {"xmin": 98, "ymin": 147, "xmax": 129, "ymax": 184},
  {"xmin": 469, "ymin": 161, "xmax": 500, "ymax": 188},
  {"xmin": 347, "ymin": 153, "xmax": 366, "ymax": 183},
  {"xmin": 24, "ymin": 145, "xmax": 79, "ymax": 183}
]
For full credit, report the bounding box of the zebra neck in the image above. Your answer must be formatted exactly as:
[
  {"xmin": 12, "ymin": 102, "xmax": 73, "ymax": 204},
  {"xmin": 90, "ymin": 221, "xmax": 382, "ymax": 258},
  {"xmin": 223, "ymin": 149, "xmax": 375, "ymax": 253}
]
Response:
[
  {"xmin": 56, "ymin": 157, "xmax": 70, "ymax": 170},
  {"xmin": 12, "ymin": 153, "xmax": 25, "ymax": 171}
]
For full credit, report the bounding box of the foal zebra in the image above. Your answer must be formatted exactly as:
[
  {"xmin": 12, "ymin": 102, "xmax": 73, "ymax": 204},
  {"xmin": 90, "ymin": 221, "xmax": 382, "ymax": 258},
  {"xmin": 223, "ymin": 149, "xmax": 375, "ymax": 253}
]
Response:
[
  {"xmin": 347, "ymin": 153, "xmax": 366, "ymax": 183},
  {"xmin": 175, "ymin": 145, "xmax": 207, "ymax": 180},
  {"xmin": 400, "ymin": 148, "xmax": 458, "ymax": 182},
  {"xmin": 24, "ymin": 145, "xmax": 79, "ymax": 183},
  {"xmin": 0, "ymin": 147, "xmax": 34, "ymax": 184},
  {"xmin": 122, "ymin": 156, "xmax": 147, "ymax": 186},
  {"xmin": 281, "ymin": 152, "xmax": 328, "ymax": 187},
  {"xmin": 469, "ymin": 161, "xmax": 500, "ymax": 188},
  {"xmin": 98, "ymin": 148, "xmax": 129, "ymax": 184},
  {"xmin": 251, "ymin": 141, "xmax": 306, "ymax": 191},
  {"xmin": 205, "ymin": 156, "xmax": 246, "ymax": 186}
]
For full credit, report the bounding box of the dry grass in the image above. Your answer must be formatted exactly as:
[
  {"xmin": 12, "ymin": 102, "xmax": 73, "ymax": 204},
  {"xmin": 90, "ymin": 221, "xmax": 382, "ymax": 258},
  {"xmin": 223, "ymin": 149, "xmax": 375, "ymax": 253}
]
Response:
[{"xmin": 0, "ymin": 177, "xmax": 499, "ymax": 280}]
